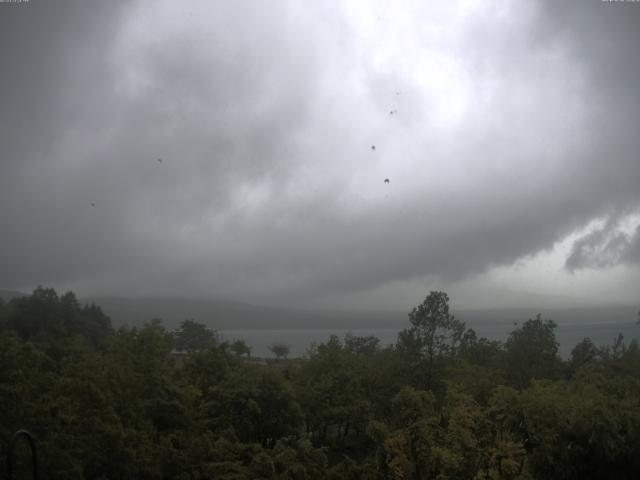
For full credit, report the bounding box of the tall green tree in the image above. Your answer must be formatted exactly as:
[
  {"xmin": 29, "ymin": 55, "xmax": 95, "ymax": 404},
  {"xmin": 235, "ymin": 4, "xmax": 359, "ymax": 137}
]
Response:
[
  {"xmin": 505, "ymin": 314, "xmax": 562, "ymax": 388},
  {"xmin": 269, "ymin": 343, "xmax": 290, "ymax": 361},
  {"xmin": 230, "ymin": 339, "xmax": 251, "ymax": 358},
  {"xmin": 397, "ymin": 291, "xmax": 465, "ymax": 389},
  {"xmin": 569, "ymin": 337, "xmax": 598, "ymax": 374},
  {"xmin": 173, "ymin": 319, "xmax": 218, "ymax": 352}
]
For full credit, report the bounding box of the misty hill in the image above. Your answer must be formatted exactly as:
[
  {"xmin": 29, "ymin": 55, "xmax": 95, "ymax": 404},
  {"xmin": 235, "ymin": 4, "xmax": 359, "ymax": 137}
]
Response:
[
  {"xmin": 0, "ymin": 289, "xmax": 27, "ymax": 302},
  {"xmin": 84, "ymin": 295, "xmax": 639, "ymax": 331},
  {"xmin": 83, "ymin": 296, "xmax": 409, "ymax": 330}
]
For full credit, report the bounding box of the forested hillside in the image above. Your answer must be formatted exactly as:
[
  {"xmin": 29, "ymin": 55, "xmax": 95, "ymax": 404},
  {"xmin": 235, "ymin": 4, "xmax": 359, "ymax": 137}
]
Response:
[{"xmin": 1, "ymin": 287, "xmax": 639, "ymax": 479}]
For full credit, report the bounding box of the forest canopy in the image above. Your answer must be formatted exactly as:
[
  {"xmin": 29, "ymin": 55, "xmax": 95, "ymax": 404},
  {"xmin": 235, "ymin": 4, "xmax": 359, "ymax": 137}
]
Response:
[{"xmin": 1, "ymin": 287, "xmax": 639, "ymax": 479}]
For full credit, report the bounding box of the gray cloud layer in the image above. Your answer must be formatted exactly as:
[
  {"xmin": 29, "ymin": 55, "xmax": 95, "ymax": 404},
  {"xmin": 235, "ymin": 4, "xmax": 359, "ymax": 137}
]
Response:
[
  {"xmin": 567, "ymin": 220, "xmax": 640, "ymax": 272},
  {"xmin": 1, "ymin": 0, "xmax": 639, "ymax": 304}
]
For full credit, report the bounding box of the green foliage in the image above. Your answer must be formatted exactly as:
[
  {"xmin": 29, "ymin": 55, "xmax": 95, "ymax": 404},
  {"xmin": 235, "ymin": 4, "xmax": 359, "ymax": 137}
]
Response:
[
  {"xmin": 230, "ymin": 338, "xmax": 252, "ymax": 358},
  {"xmin": 1, "ymin": 287, "xmax": 639, "ymax": 479},
  {"xmin": 6, "ymin": 286, "xmax": 112, "ymax": 350},
  {"xmin": 569, "ymin": 337, "xmax": 599, "ymax": 373},
  {"xmin": 295, "ymin": 334, "xmax": 382, "ymax": 449},
  {"xmin": 397, "ymin": 291, "xmax": 466, "ymax": 390},
  {"xmin": 202, "ymin": 366, "xmax": 303, "ymax": 446},
  {"xmin": 173, "ymin": 319, "xmax": 218, "ymax": 352},
  {"xmin": 505, "ymin": 314, "xmax": 562, "ymax": 388},
  {"xmin": 269, "ymin": 343, "xmax": 291, "ymax": 360}
]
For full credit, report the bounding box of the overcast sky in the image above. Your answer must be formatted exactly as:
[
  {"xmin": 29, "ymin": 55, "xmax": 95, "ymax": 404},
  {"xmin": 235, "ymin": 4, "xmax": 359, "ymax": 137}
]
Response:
[{"xmin": 1, "ymin": 0, "xmax": 639, "ymax": 310}]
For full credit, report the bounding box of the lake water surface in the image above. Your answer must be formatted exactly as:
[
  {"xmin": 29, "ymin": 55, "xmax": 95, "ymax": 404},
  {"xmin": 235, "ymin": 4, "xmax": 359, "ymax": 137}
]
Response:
[{"xmin": 221, "ymin": 320, "xmax": 640, "ymax": 358}]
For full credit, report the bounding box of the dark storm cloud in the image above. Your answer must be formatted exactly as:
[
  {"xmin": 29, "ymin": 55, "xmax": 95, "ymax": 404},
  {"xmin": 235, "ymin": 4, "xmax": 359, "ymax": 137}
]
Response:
[
  {"xmin": 537, "ymin": 0, "xmax": 640, "ymax": 272},
  {"xmin": 1, "ymin": 0, "xmax": 130, "ymax": 283},
  {"xmin": 1, "ymin": 0, "xmax": 320, "ymax": 287},
  {"xmin": 1, "ymin": 0, "xmax": 639, "ymax": 303}
]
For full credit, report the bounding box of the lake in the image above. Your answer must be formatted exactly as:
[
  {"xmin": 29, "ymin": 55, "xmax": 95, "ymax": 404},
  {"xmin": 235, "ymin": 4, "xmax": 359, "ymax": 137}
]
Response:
[{"xmin": 220, "ymin": 319, "xmax": 640, "ymax": 359}]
